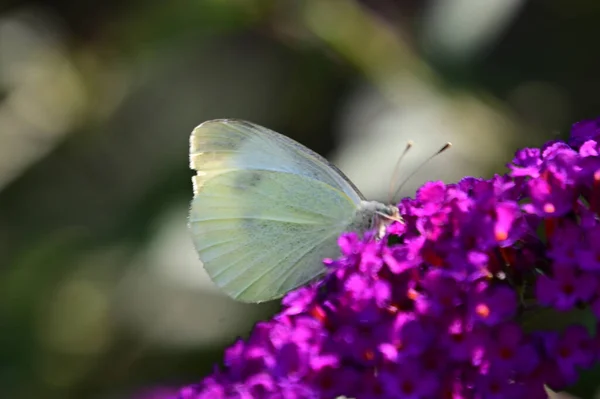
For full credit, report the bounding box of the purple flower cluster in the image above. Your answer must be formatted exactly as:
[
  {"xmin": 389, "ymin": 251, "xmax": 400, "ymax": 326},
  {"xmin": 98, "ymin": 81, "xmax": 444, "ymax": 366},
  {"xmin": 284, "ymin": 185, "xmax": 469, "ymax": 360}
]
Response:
[{"xmin": 174, "ymin": 118, "xmax": 600, "ymax": 398}]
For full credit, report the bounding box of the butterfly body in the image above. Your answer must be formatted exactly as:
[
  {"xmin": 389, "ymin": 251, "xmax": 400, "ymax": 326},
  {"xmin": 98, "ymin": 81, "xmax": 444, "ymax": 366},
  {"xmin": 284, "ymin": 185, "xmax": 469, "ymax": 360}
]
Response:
[{"xmin": 188, "ymin": 119, "xmax": 399, "ymax": 302}]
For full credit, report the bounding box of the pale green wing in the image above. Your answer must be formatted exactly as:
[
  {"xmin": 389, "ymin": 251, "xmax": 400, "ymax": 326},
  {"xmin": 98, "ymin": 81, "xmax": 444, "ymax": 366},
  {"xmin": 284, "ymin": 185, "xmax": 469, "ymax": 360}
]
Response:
[
  {"xmin": 188, "ymin": 119, "xmax": 364, "ymax": 302},
  {"xmin": 189, "ymin": 119, "xmax": 365, "ymax": 203}
]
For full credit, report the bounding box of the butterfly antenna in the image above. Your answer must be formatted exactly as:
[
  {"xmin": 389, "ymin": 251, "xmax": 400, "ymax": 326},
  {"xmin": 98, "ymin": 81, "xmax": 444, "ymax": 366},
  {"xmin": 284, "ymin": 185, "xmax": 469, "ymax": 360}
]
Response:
[
  {"xmin": 387, "ymin": 141, "xmax": 414, "ymax": 204},
  {"xmin": 391, "ymin": 142, "xmax": 452, "ymax": 203}
]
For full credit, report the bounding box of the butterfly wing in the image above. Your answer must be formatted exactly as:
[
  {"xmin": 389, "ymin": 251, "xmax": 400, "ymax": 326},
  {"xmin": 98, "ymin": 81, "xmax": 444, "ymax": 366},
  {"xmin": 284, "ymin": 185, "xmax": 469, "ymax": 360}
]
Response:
[{"xmin": 189, "ymin": 119, "xmax": 364, "ymax": 302}]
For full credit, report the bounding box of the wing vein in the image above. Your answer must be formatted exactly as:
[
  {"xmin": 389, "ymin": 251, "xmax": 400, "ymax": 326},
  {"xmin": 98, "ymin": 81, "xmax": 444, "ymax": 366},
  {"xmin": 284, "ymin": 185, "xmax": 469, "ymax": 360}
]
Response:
[{"xmin": 236, "ymin": 226, "xmax": 333, "ymax": 298}]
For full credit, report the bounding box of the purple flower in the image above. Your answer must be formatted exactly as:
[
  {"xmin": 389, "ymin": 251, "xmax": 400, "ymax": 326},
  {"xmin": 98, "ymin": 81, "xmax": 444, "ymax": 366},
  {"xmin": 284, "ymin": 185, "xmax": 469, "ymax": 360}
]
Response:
[
  {"xmin": 544, "ymin": 325, "xmax": 595, "ymax": 386},
  {"xmin": 414, "ymin": 180, "xmax": 447, "ymax": 215},
  {"xmin": 475, "ymin": 371, "xmax": 526, "ymax": 399},
  {"xmin": 523, "ymin": 176, "xmax": 576, "ymax": 217},
  {"xmin": 535, "ymin": 265, "xmax": 597, "ymax": 311},
  {"xmin": 440, "ymin": 318, "xmax": 488, "ymax": 368},
  {"xmin": 281, "ymin": 287, "xmax": 315, "ymax": 316},
  {"xmin": 509, "ymin": 147, "xmax": 542, "ymax": 178},
  {"xmin": 246, "ymin": 373, "xmax": 276, "ymax": 397},
  {"xmin": 575, "ymin": 225, "xmax": 600, "ymax": 271},
  {"xmin": 383, "ymin": 312, "xmax": 433, "ymax": 359},
  {"xmin": 382, "ymin": 236, "xmax": 424, "ymax": 274},
  {"xmin": 331, "ymin": 324, "xmax": 380, "ymax": 366},
  {"xmin": 579, "ymin": 139, "xmax": 600, "ymax": 157},
  {"xmin": 546, "ymin": 220, "xmax": 583, "ymax": 266},
  {"xmin": 468, "ymin": 282, "xmax": 517, "ymax": 326},
  {"xmin": 569, "ymin": 116, "xmax": 600, "ymax": 148},
  {"xmin": 485, "ymin": 322, "xmax": 539, "ymax": 374},
  {"xmin": 380, "ymin": 363, "xmax": 439, "ymax": 398},
  {"xmin": 414, "ymin": 269, "xmax": 461, "ymax": 317}
]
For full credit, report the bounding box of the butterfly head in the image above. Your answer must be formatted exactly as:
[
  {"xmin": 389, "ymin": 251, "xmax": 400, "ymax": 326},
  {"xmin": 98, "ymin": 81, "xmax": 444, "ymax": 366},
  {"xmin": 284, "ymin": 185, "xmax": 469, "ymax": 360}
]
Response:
[
  {"xmin": 374, "ymin": 203, "xmax": 402, "ymax": 223},
  {"xmin": 355, "ymin": 201, "xmax": 403, "ymax": 239}
]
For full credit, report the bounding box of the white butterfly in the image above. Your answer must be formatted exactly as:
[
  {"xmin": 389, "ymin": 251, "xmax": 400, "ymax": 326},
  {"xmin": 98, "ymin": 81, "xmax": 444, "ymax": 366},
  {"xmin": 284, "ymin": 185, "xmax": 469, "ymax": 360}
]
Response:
[{"xmin": 188, "ymin": 119, "xmax": 401, "ymax": 303}]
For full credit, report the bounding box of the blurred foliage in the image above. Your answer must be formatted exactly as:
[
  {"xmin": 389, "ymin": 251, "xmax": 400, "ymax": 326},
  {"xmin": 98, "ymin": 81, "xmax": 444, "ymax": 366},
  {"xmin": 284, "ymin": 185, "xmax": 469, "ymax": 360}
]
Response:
[{"xmin": 2, "ymin": 0, "xmax": 600, "ymax": 398}]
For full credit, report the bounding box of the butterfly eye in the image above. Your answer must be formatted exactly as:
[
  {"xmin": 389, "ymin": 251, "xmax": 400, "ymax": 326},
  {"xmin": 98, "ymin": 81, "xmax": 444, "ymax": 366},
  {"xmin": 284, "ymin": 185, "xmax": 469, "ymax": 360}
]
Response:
[{"xmin": 375, "ymin": 206, "xmax": 402, "ymax": 224}]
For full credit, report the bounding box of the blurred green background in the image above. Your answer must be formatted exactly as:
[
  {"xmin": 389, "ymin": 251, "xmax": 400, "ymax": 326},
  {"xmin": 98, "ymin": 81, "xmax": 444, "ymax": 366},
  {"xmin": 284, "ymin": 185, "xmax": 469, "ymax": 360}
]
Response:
[{"xmin": 1, "ymin": 0, "xmax": 600, "ymax": 398}]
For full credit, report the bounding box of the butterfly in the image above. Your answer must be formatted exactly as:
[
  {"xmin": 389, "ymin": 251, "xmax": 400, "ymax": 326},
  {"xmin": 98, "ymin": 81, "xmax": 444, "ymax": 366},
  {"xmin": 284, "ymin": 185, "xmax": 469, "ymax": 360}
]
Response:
[{"xmin": 188, "ymin": 119, "xmax": 402, "ymax": 303}]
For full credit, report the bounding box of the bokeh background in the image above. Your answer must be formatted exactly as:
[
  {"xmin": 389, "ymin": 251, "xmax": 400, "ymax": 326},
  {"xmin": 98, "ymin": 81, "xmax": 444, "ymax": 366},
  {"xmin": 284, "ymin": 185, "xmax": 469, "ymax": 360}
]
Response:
[{"xmin": 1, "ymin": 0, "xmax": 600, "ymax": 398}]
